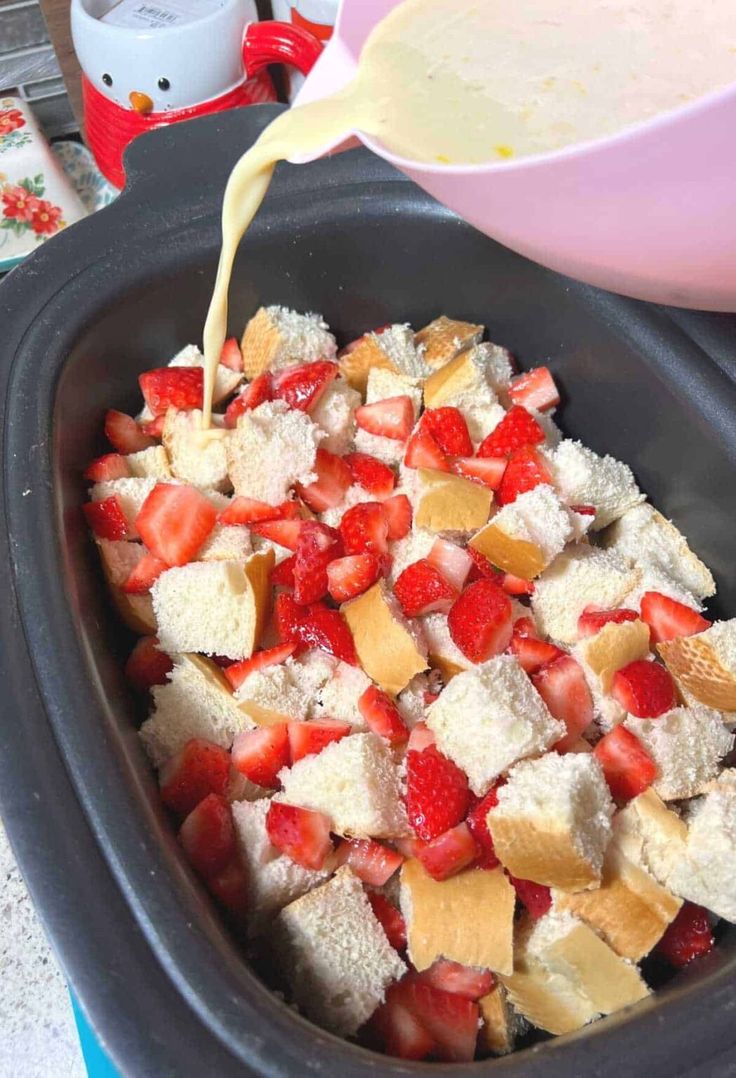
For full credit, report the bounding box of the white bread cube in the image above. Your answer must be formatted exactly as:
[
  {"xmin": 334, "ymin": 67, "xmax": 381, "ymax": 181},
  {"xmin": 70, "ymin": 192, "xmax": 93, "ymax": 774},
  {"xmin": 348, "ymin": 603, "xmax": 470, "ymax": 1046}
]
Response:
[
  {"xmin": 658, "ymin": 619, "xmax": 736, "ymax": 713},
  {"xmin": 169, "ymin": 343, "xmax": 242, "ymax": 403},
  {"xmin": 667, "ymin": 774, "xmax": 736, "ymax": 922},
  {"xmin": 312, "ymin": 661, "xmax": 372, "ymax": 727},
  {"xmin": 388, "ymin": 527, "xmax": 436, "ymax": 583},
  {"xmin": 91, "ymin": 477, "xmax": 157, "ymax": 538},
  {"xmin": 277, "ymin": 732, "xmax": 409, "ymax": 839},
  {"xmin": 420, "ymin": 613, "xmax": 474, "ymax": 682},
  {"xmin": 470, "ymin": 485, "xmax": 573, "ymax": 580},
  {"xmin": 543, "ymin": 439, "xmax": 644, "ymax": 530},
  {"xmin": 239, "ymin": 306, "xmax": 337, "ymax": 380},
  {"xmin": 414, "ymin": 315, "xmax": 484, "ymax": 368},
  {"xmin": 422, "ymin": 343, "xmax": 508, "ymax": 444},
  {"xmin": 125, "ymin": 446, "xmax": 172, "ymax": 479},
  {"xmin": 309, "ymin": 377, "xmax": 360, "ymax": 455},
  {"xmin": 473, "ymin": 341, "xmax": 515, "ymax": 393},
  {"xmin": 226, "ymin": 400, "xmax": 322, "ymax": 505},
  {"xmin": 162, "ymin": 408, "xmax": 230, "ymax": 492},
  {"xmin": 426, "ymin": 655, "xmax": 564, "ymax": 795},
  {"xmin": 342, "ymin": 581, "xmax": 428, "ymax": 696},
  {"xmin": 624, "ymin": 707, "xmax": 733, "ymax": 801},
  {"xmin": 197, "ymin": 524, "xmax": 252, "ymax": 562},
  {"xmin": 236, "ymin": 652, "xmax": 335, "ymax": 724},
  {"xmin": 612, "ymin": 788, "xmax": 688, "ymax": 885},
  {"xmin": 489, "ymin": 753, "xmax": 614, "ymax": 891},
  {"xmin": 95, "ymin": 538, "xmax": 156, "ymax": 633},
  {"xmin": 353, "ymin": 366, "xmax": 422, "ymax": 465},
  {"xmin": 397, "ymin": 671, "xmax": 442, "ymax": 729},
  {"xmin": 275, "ymin": 867, "xmax": 406, "ymax": 1036},
  {"xmin": 338, "ymin": 323, "xmax": 427, "ymax": 394}
]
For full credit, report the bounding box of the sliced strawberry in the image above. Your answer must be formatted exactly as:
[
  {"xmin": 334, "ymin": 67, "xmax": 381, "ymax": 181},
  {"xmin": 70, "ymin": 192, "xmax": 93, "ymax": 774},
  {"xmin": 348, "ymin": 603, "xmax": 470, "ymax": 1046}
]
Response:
[
  {"xmin": 612, "ymin": 659, "xmax": 677, "ymax": 719},
  {"xmin": 423, "ymin": 959, "xmax": 493, "ymax": 1001},
  {"xmin": 532, "ymin": 655, "xmax": 594, "ymax": 750},
  {"xmin": 509, "ymin": 875, "xmax": 553, "ymax": 919},
  {"xmin": 121, "ymin": 551, "xmax": 168, "ymax": 594},
  {"xmin": 273, "ymin": 360, "xmax": 337, "ymax": 413},
  {"xmin": 219, "ymin": 337, "xmax": 243, "ymax": 372},
  {"xmin": 508, "ymin": 366, "xmax": 560, "ymax": 412},
  {"xmin": 450, "ymin": 455, "xmax": 507, "ymax": 490},
  {"xmin": 340, "ymin": 501, "xmax": 389, "ymax": 556},
  {"xmin": 271, "ymin": 554, "xmax": 296, "ymax": 588},
  {"xmin": 394, "ymin": 559, "xmax": 458, "ymax": 618},
  {"xmin": 293, "ymin": 520, "xmax": 342, "ymax": 605},
  {"xmin": 403, "ymin": 425, "xmax": 449, "ymax": 471},
  {"xmin": 332, "ymin": 837, "xmax": 404, "ymax": 886},
  {"xmin": 287, "ymin": 719, "xmax": 352, "ymax": 762},
  {"xmin": 139, "ymin": 366, "xmax": 203, "ymax": 417},
  {"xmin": 578, "ymin": 605, "xmax": 640, "ymax": 638},
  {"xmin": 136, "ymin": 483, "xmax": 217, "ymax": 565},
  {"xmin": 344, "ymin": 452, "xmax": 396, "ymax": 498},
  {"xmin": 383, "ymin": 493, "xmax": 412, "ymax": 540},
  {"xmin": 418, "ymin": 822, "xmax": 479, "ymax": 880},
  {"xmin": 500, "ymin": 572, "xmax": 535, "ymax": 596},
  {"xmin": 219, "ymin": 497, "xmax": 299, "ymax": 525},
  {"xmin": 422, "ymin": 408, "xmax": 473, "ymax": 456},
  {"xmin": 123, "ymin": 635, "xmax": 173, "ymax": 693},
  {"xmin": 275, "ymin": 593, "xmax": 358, "ymax": 665},
  {"xmin": 297, "ymin": 448, "xmax": 352, "ymax": 512},
  {"xmin": 368, "ymin": 892, "xmax": 407, "ymax": 951},
  {"xmin": 405, "ymin": 745, "xmax": 471, "ymax": 842},
  {"xmin": 358, "ymin": 685, "xmax": 409, "ymax": 745},
  {"xmin": 159, "ymin": 738, "xmax": 231, "ymax": 816},
  {"xmin": 84, "ymin": 453, "xmax": 130, "ymax": 482},
  {"xmin": 407, "ymin": 722, "xmax": 436, "ymax": 753},
  {"xmin": 250, "ymin": 518, "xmax": 302, "ymax": 551},
  {"xmin": 265, "ymin": 801, "xmax": 333, "ymax": 870},
  {"xmin": 178, "ymin": 793, "xmax": 235, "ymax": 878},
  {"xmin": 373, "ymin": 973, "xmax": 479, "ymax": 1062},
  {"xmin": 465, "ymin": 786, "xmax": 501, "ymax": 869},
  {"xmin": 104, "ymin": 409, "xmax": 156, "ymax": 453},
  {"xmin": 224, "ymin": 372, "xmax": 273, "ymax": 427},
  {"xmin": 83, "ymin": 496, "xmax": 130, "ymax": 540},
  {"xmin": 427, "ymin": 538, "xmax": 473, "ymax": 591},
  {"xmin": 477, "ymin": 405, "xmax": 546, "ymax": 458},
  {"xmin": 140, "ymin": 414, "xmax": 165, "ymax": 439},
  {"xmin": 656, "ymin": 902, "xmax": 714, "ymax": 968},
  {"xmin": 511, "ymin": 634, "xmax": 565, "ymax": 674},
  {"xmin": 371, "ymin": 982, "xmax": 436, "ymax": 1061},
  {"xmin": 466, "ymin": 545, "xmax": 502, "ymax": 583},
  {"xmin": 496, "ymin": 444, "xmax": 553, "ymax": 506},
  {"xmin": 639, "ymin": 591, "xmax": 711, "ymax": 645},
  {"xmin": 513, "ymin": 615, "xmax": 539, "ymax": 639},
  {"xmin": 448, "ymin": 579, "xmax": 513, "ymax": 663},
  {"xmin": 224, "ymin": 642, "xmax": 296, "ymax": 691},
  {"xmin": 231, "ymin": 724, "xmax": 290, "ymax": 788},
  {"xmin": 206, "ymin": 854, "xmax": 249, "ymax": 917},
  {"xmin": 327, "ymin": 553, "xmax": 381, "ymax": 602},
  {"xmin": 594, "ymin": 725, "xmax": 657, "ymax": 802},
  {"xmin": 355, "ymin": 396, "xmax": 414, "ymax": 441}
]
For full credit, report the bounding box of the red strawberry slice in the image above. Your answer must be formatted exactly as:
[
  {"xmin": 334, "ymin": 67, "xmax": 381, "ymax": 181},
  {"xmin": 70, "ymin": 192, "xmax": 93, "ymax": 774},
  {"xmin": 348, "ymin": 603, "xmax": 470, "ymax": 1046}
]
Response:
[
  {"xmin": 501, "ymin": 572, "xmax": 535, "ymax": 596},
  {"xmin": 275, "ymin": 593, "xmax": 358, "ymax": 665},
  {"xmin": 340, "ymin": 501, "xmax": 389, "ymax": 556},
  {"xmin": 250, "ymin": 518, "xmax": 303, "ymax": 551},
  {"xmin": 84, "ymin": 453, "xmax": 131, "ymax": 482},
  {"xmin": 532, "ymin": 655, "xmax": 594, "ymax": 750},
  {"xmin": 355, "ymin": 396, "xmax": 414, "ymax": 441},
  {"xmin": 271, "ymin": 554, "xmax": 296, "ymax": 588},
  {"xmin": 136, "ymin": 483, "xmax": 217, "ymax": 566},
  {"xmin": 121, "ymin": 551, "xmax": 168, "ymax": 594},
  {"xmin": 272, "ymin": 360, "xmax": 337, "ymax": 413},
  {"xmin": 466, "ymin": 546, "xmax": 502, "ymax": 583},
  {"xmin": 594, "ymin": 726, "xmax": 657, "ymax": 801},
  {"xmin": 327, "ymin": 553, "xmax": 382, "ymax": 602},
  {"xmin": 422, "ymin": 408, "xmax": 473, "ymax": 456},
  {"xmin": 139, "ymin": 366, "xmax": 204, "ymax": 417},
  {"xmin": 373, "ymin": 972, "xmax": 479, "ymax": 1062},
  {"xmin": 656, "ymin": 902, "xmax": 714, "ymax": 968},
  {"xmin": 219, "ymin": 337, "xmax": 243, "ymax": 372},
  {"xmin": 297, "ymin": 448, "xmax": 352, "ymax": 511},
  {"xmin": 231, "ymin": 724, "xmax": 290, "ymax": 788},
  {"xmin": 640, "ymin": 591, "xmax": 711, "ymax": 645},
  {"xmin": 206, "ymin": 855, "xmax": 249, "ymax": 918},
  {"xmin": 159, "ymin": 738, "xmax": 231, "ymax": 816},
  {"xmin": 406, "ymin": 745, "xmax": 471, "ymax": 842},
  {"xmin": 509, "ymin": 875, "xmax": 553, "ymax": 919},
  {"xmin": 383, "ymin": 493, "xmax": 412, "ymax": 540},
  {"xmin": 178, "ymin": 793, "xmax": 235, "ymax": 878},
  {"xmin": 371, "ymin": 982, "xmax": 436, "ymax": 1061},
  {"xmin": 219, "ymin": 497, "xmax": 299, "ymax": 525},
  {"xmin": 368, "ymin": 892, "xmax": 407, "ymax": 951},
  {"xmin": 423, "ymin": 959, "xmax": 493, "ymax": 1001},
  {"xmin": 140, "ymin": 414, "xmax": 166, "ymax": 438},
  {"xmin": 104, "ymin": 409, "xmax": 157, "ymax": 453},
  {"xmin": 611, "ymin": 659, "xmax": 677, "ymax": 718},
  {"xmin": 477, "ymin": 405, "xmax": 546, "ymax": 458},
  {"xmin": 265, "ymin": 801, "xmax": 334, "ymax": 870},
  {"xmin": 497, "ymin": 445, "xmax": 553, "ymax": 506},
  {"xmin": 394, "ymin": 559, "xmax": 458, "ymax": 617},
  {"xmin": 418, "ymin": 821, "xmax": 479, "ymax": 881},
  {"xmin": 407, "ymin": 722, "xmax": 436, "ymax": 753},
  {"xmin": 450, "ymin": 455, "xmax": 507, "ymax": 489},
  {"xmin": 513, "ymin": 615, "xmax": 539, "ymax": 639},
  {"xmin": 224, "ymin": 372, "xmax": 273, "ymax": 427},
  {"xmin": 332, "ymin": 837, "xmax": 404, "ymax": 886},
  {"xmin": 465, "ymin": 786, "xmax": 501, "ymax": 869},
  {"xmin": 427, "ymin": 538, "xmax": 473, "ymax": 591},
  {"xmin": 508, "ymin": 366, "xmax": 560, "ymax": 412},
  {"xmin": 293, "ymin": 520, "xmax": 342, "ymax": 605},
  {"xmin": 344, "ymin": 452, "xmax": 396, "ymax": 498},
  {"xmin": 578, "ymin": 605, "xmax": 640, "ymax": 638},
  {"xmin": 403, "ymin": 425, "xmax": 449, "ymax": 471},
  {"xmin": 358, "ymin": 685, "xmax": 409, "ymax": 745},
  {"xmin": 511, "ymin": 634, "xmax": 565, "ymax": 674},
  {"xmin": 447, "ymin": 579, "xmax": 513, "ymax": 663},
  {"xmin": 83, "ymin": 496, "xmax": 130, "ymax": 540},
  {"xmin": 123, "ymin": 635, "xmax": 173, "ymax": 693},
  {"xmin": 287, "ymin": 719, "xmax": 352, "ymax": 762},
  {"xmin": 224, "ymin": 642, "xmax": 297, "ymax": 691}
]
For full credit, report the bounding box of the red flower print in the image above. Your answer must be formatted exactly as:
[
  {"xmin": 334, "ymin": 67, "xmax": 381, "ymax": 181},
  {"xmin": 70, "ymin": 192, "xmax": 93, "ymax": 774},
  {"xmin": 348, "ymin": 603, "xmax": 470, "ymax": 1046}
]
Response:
[
  {"xmin": 1, "ymin": 185, "xmax": 39, "ymax": 223},
  {"xmin": 0, "ymin": 108, "xmax": 26, "ymax": 136},
  {"xmin": 29, "ymin": 199, "xmax": 62, "ymax": 235}
]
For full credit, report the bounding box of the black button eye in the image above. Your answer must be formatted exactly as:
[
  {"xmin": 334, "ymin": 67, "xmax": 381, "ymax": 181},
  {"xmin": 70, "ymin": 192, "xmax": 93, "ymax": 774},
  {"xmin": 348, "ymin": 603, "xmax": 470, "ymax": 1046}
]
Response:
[
  {"xmin": 157, "ymin": 77, "xmax": 170, "ymax": 91},
  {"xmin": 102, "ymin": 73, "xmax": 113, "ymax": 87}
]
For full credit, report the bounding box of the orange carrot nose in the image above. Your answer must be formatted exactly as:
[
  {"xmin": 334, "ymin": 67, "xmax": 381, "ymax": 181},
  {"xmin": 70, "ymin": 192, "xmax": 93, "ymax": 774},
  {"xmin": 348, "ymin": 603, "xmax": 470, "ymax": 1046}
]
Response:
[{"xmin": 129, "ymin": 91, "xmax": 154, "ymax": 115}]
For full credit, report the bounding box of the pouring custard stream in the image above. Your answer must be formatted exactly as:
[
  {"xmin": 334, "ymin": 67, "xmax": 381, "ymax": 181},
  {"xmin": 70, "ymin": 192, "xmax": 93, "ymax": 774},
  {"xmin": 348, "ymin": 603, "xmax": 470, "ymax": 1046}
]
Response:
[{"xmin": 201, "ymin": 0, "xmax": 736, "ymax": 426}]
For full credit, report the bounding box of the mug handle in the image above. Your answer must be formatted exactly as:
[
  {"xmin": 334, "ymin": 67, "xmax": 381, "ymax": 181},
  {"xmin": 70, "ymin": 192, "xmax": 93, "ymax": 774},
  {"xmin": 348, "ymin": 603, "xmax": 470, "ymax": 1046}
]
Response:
[{"xmin": 243, "ymin": 20, "xmax": 324, "ymax": 79}]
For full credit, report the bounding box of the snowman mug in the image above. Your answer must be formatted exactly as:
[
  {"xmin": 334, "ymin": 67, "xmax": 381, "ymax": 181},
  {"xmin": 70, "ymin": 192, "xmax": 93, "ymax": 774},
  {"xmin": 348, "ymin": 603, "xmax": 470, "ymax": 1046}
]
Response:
[{"xmin": 71, "ymin": 0, "xmax": 326, "ymax": 189}]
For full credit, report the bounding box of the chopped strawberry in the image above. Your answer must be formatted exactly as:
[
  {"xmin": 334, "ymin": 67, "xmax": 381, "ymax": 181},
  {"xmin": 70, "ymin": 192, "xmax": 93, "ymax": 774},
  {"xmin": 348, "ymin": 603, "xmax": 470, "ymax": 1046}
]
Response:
[
  {"xmin": 640, "ymin": 591, "xmax": 711, "ymax": 645},
  {"xmin": 511, "ymin": 634, "xmax": 565, "ymax": 674},
  {"xmin": 344, "ymin": 452, "xmax": 396, "ymax": 498},
  {"xmin": 358, "ymin": 685, "xmax": 409, "ymax": 745},
  {"xmin": 532, "ymin": 655, "xmax": 594, "ymax": 750},
  {"xmin": 206, "ymin": 855, "xmax": 249, "ymax": 917},
  {"xmin": 139, "ymin": 414, "xmax": 165, "ymax": 438},
  {"xmin": 418, "ymin": 822, "xmax": 480, "ymax": 880},
  {"xmin": 327, "ymin": 553, "xmax": 381, "ymax": 602},
  {"xmin": 224, "ymin": 372, "xmax": 273, "ymax": 427},
  {"xmin": 293, "ymin": 520, "xmax": 342, "ymax": 605},
  {"xmin": 450, "ymin": 455, "xmax": 507, "ymax": 490},
  {"xmin": 407, "ymin": 722, "xmax": 436, "ymax": 753},
  {"xmin": 477, "ymin": 405, "xmax": 545, "ymax": 458},
  {"xmin": 371, "ymin": 981, "xmax": 436, "ymax": 1061},
  {"xmin": 273, "ymin": 360, "xmax": 337, "ymax": 413},
  {"xmin": 394, "ymin": 559, "xmax": 458, "ymax": 617},
  {"xmin": 496, "ymin": 445, "xmax": 553, "ymax": 505},
  {"xmin": 427, "ymin": 538, "xmax": 473, "ymax": 591},
  {"xmin": 466, "ymin": 546, "xmax": 502, "ymax": 582},
  {"xmin": 447, "ymin": 579, "xmax": 513, "ymax": 663},
  {"xmin": 104, "ymin": 409, "xmax": 156, "ymax": 453},
  {"xmin": 219, "ymin": 337, "xmax": 243, "ymax": 372},
  {"xmin": 250, "ymin": 518, "xmax": 302, "ymax": 551},
  {"xmin": 275, "ymin": 593, "xmax": 358, "ymax": 665},
  {"xmin": 297, "ymin": 448, "xmax": 352, "ymax": 511},
  {"xmin": 287, "ymin": 719, "xmax": 352, "ymax": 762},
  {"xmin": 612, "ymin": 659, "xmax": 677, "ymax": 719},
  {"xmin": 368, "ymin": 892, "xmax": 407, "ymax": 951},
  {"xmin": 465, "ymin": 786, "xmax": 501, "ymax": 869},
  {"xmin": 508, "ymin": 366, "xmax": 560, "ymax": 412},
  {"xmin": 139, "ymin": 366, "xmax": 203, "ymax": 417},
  {"xmin": 403, "ymin": 425, "xmax": 449, "ymax": 471},
  {"xmin": 121, "ymin": 551, "xmax": 168, "ymax": 594},
  {"xmin": 509, "ymin": 875, "xmax": 553, "ymax": 919},
  {"xmin": 223, "ymin": 642, "xmax": 296, "ymax": 690},
  {"xmin": 339, "ymin": 501, "xmax": 389, "ymax": 556},
  {"xmin": 578, "ymin": 605, "xmax": 640, "ymax": 638},
  {"xmin": 405, "ymin": 745, "xmax": 471, "ymax": 842},
  {"xmin": 332, "ymin": 838, "xmax": 404, "ymax": 886},
  {"xmin": 373, "ymin": 972, "xmax": 479, "ymax": 1062},
  {"xmin": 231, "ymin": 724, "xmax": 290, "ymax": 788},
  {"xmin": 355, "ymin": 396, "xmax": 414, "ymax": 441},
  {"xmin": 123, "ymin": 635, "xmax": 173, "ymax": 692},
  {"xmin": 422, "ymin": 408, "xmax": 473, "ymax": 456},
  {"xmin": 423, "ymin": 959, "xmax": 493, "ymax": 1001},
  {"xmin": 383, "ymin": 493, "xmax": 412, "ymax": 539},
  {"xmin": 159, "ymin": 738, "xmax": 231, "ymax": 816},
  {"xmin": 178, "ymin": 793, "xmax": 235, "ymax": 878},
  {"xmin": 83, "ymin": 496, "xmax": 130, "ymax": 540},
  {"xmin": 84, "ymin": 453, "xmax": 131, "ymax": 482},
  {"xmin": 656, "ymin": 902, "xmax": 714, "ymax": 968},
  {"xmin": 271, "ymin": 555, "xmax": 296, "ymax": 588},
  {"xmin": 219, "ymin": 497, "xmax": 299, "ymax": 525},
  {"xmin": 594, "ymin": 726, "xmax": 657, "ymax": 802},
  {"xmin": 500, "ymin": 572, "xmax": 535, "ymax": 597},
  {"xmin": 513, "ymin": 615, "xmax": 539, "ymax": 639},
  {"xmin": 265, "ymin": 801, "xmax": 333, "ymax": 870},
  {"xmin": 136, "ymin": 483, "xmax": 216, "ymax": 565}
]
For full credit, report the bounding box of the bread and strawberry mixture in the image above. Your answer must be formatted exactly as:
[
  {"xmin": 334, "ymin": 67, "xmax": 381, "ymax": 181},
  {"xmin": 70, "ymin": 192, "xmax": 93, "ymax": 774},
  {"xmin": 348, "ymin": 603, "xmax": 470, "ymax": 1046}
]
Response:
[{"xmin": 83, "ymin": 308, "xmax": 736, "ymax": 1062}]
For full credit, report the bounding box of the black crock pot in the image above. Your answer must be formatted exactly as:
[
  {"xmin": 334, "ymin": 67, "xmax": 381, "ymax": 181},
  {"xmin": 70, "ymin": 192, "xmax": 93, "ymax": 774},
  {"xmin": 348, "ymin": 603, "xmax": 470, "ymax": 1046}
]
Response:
[{"xmin": 2, "ymin": 104, "xmax": 736, "ymax": 1077}]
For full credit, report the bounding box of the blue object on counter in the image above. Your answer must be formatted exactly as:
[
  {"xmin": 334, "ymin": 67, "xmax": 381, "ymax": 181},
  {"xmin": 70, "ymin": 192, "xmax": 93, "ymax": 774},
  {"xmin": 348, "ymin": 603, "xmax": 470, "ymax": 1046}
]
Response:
[{"xmin": 71, "ymin": 995, "xmax": 121, "ymax": 1078}]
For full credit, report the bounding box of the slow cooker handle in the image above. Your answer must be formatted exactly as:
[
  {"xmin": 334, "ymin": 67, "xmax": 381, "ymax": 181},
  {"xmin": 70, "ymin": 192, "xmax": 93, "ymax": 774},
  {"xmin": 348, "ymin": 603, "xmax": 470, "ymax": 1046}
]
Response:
[{"xmin": 243, "ymin": 20, "xmax": 324, "ymax": 79}]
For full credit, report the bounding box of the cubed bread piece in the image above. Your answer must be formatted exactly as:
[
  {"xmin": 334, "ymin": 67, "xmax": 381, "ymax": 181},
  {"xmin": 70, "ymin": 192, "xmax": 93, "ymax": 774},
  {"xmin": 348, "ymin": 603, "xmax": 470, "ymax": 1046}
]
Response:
[
  {"xmin": 612, "ymin": 788, "xmax": 688, "ymax": 885},
  {"xmin": 125, "ymin": 446, "xmax": 172, "ymax": 479},
  {"xmin": 658, "ymin": 620, "xmax": 736, "ymax": 713},
  {"xmin": 95, "ymin": 538, "xmax": 156, "ymax": 634},
  {"xmin": 489, "ymin": 753, "xmax": 614, "ymax": 891},
  {"xmin": 226, "ymin": 400, "xmax": 322, "ymax": 505},
  {"xmin": 169, "ymin": 343, "xmax": 242, "ymax": 403},
  {"xmin": 353, "ymin": 366, "xmax": 422, "ymax": 465},
  {"xmin": 162, "ymin": 408, "xmax": 230, "ymax": 491},
  {"xmin": 339, "ymin": 324, "xmax": 427, "ymax": 393},
  {"xmin": 531, "ymin": 545, "xmax": 640, "ymax": 645},
  {"xmin": 275, "ymin": 867, "xmax": 406, "ymax": 1036},
  {"xmin": 342, "ymin": 581, "xmax": 428, "ymax": 696},
  {"xmin": 309, "ymin": 378, "xmax": 361, "ymax": 455},
  {"xmin": 574, "ymin": 619, "xmax": 651, "ymax": 696},
  {"xmin": 197, "ymin": 524, "xmax": 252, "ymax": 562},
  {"xmin": 397, "ymin": 672, "xmax": 442, "ymax": 729},
  {"xmin": 237, "ymin": 652, "xmax": 336, "ymax": 725},
  {"xmin": 152, "ymin": 552, "xmax": 273, "ymax": 659},
  {"xmin": 311, "ymin": 661, "xmax": 372, "ymax": 726},
  {"xmin": 400, "ymin": 860, "xmax": 514, "ymax": 974},
  {"xmin": 388, "ymin": 527, "xmax": 437, "ymax": 583},
  {"xmin": 277, "ymin": 732, "xmax": 409, "ymax": 838},
  {"xmin": 667, "ymin": 774, "xmax": 736, "ymax": 922},
  {"xmin": 426, "ymin": 656, "xmax": 564, "ymax": 795},
  {"xmin": 623, "ymin": 563, "xmax": 703, "ymax": 615},
  {"xmin": 414, "ymin": 315, "xmax": 484, "ymax": 367},
  {"xmin": 91, "ymin": 477, "xmax": 157, "ymax": 538},
  {"xmin": 419, "ymin": 613, "xmax": 474, "ymax": 682},
  {"xmin": 470, "ymin": 485, "xmax": 573, "ymax": 579},
  {"xmin": 543, "ymin": 439, "xmax": 644, "ymax": 530},
  {"xmin": 624, "ymin": 707, "xmax": 733, "ymax": 801},
  {"xmin": 140, "ymin": 654, "xmax": 253, "ymax": 766},
  {"xmin": 239, "ymin": 306, "xmax": 337, "ymax": 380},
  {"xmin": 421, "ymin": 343, "xmax": 508, "ymax": 444},
  {"xmin": 478, "ymin": 985, "xmax": 522, "ymax": 1056},
  {"xmin": 414, "ymin": 468, "xmax": 493, "ymax": 533}
]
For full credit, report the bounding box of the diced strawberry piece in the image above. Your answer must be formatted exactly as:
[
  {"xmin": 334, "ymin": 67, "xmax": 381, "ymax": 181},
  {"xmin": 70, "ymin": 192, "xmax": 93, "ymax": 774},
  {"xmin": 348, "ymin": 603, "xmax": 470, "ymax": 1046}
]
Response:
[
  {"xmin": 275, "ymin": 593, "xmax": 358, "ymax": 665},
  {"xmin": 271, "ymin": 554, "xmax": 296, "ymax": 588},
  {"xmin": 121, "ymin": 551, "xmax": 168, "ymax": 594},
  {"xmin": 250, "ymin": 518, "xmax": 303, "ymax": 551},
  {"xmin": 139, "ymin": 414, "xmax": 165, "ymax": 438},
  {"xmin": 656, "ymin": 902, "xmax": 714, "ymax": 968},
  {"xmin": 466, "ymin": 545, "xmax": 503, "ymax": 583},
  {"xmin": 511, "ymin": 634, "xmax": 565, "ymax": 674},
  {"xmin": 513, "ymin": 615, "xmax": 539, "ymax": 639},
  {"xmin": 83, "ymin": 496, "xmax": 130, "ymax": 540},
  {"xmin": 448, "ymin": 579, "xmax": 513, "ymax": 663},
  {"xmin": 500, "ymin": 572, "xmax": 536, "ymax": 596},
  {"xmin": 532, "ymin": 655, "xmax": 594, "ymax": 750},
  {"xmin": 394, "ymin": 559, "xmax": 458, "ymax": 618},
  {"xmin": 371, "ymin": 981, "xmax": 436, "ymax": 1061},
  {"xmin": 407, "ymin": 722, "xmax": 435, "ymax": 753},
  {"xmin": 612, "ymin": 659, "xmax": 677, "ymax": 719},
  {"xmin": 287, "ymin": 719, "xmax": 352, "ymax": 762},
  {"xmin": 136, "ymin": 483, "xmax": 217, "ymax": 566},
  {"xmin": 224, "ymin": 642, "xmax": 297, "ymax": 691},
  {"xmin": 273, "ymin": 360, "xmax": 337, "ymax": 413},
  {"xmin": 427, "ymin": 538, "xmax": 473, "ymax": 591},
  {"xmin": 178, "ymin": 793, "xmax": 235, "ymax": 878},
  {"xmin": 368, "ymin": 892, "xmax": 407, "ymax": 951},
  {"xmin": 423, "ymin": 958, "xmax": 493, "ymax": 1001},
  {"xmin": 224, "ymin": 372, "xmax": 273, "ymax": 427},
  {"xmin": 206, "ymin": 854, "xmax": 249, "ymax": 917},
  {"xmin": 231, "ymin": 724, "xmax": 290, "ymax": 789},
  {"xmin": 403, "ymin": 425, "xmax": 449, "ymax": 471},
  {"xmin": 104, "ymin": 409, "xmax": 156, "ymax": 453},
  {"xmin": 400, "ymin": 974, "xmax": 480, "ymax": 1062},
  {"xmin": 406, "ymin": 745, "xmax": 470, "ymax": 842},
  {"xmin": 477, "ymin": 405, "xmax": 546, "ymax": 458},
  {"xmin": 508, "ymin": 366, "xmax": 560, "ymax": 412},
  {"xmin": 578, "ymin": 605, "xmax": 640, "ymax": 638},
  {"xmin": 333, "ymin": 837, "xmax": 404, "ymax": 886},
  {"xmin": 509, "ymin": 875, "xmax": 553, "ymax": 919},
  {"xmin": 344, "ymin": 452, "xmax": 396, "ymax": 498},
  {"xmin": 219, "ymin": 337, "xmax": 243, "ymax": 372},
  {"xmin": 219, "ymin": 497, "xmax": 299, "ymax": 525},
  {"xmin": 123, "ymin": 635, "xmax": 173, "ymax": 692},
  {"xmin": 355, "ymin": 396, "xmax": 414, "ymax": 441},
  {"xmin": 422, "ymin": 408, "xmax": 473, "ymax": 456},
  {"xmin": 139, "ymin": 366, "xmax": 203, "ymax": 417},
  {"xmin": 327, "ymin": 553, "xmax": 381, "ymax": 602},
  {"xmin": 340, "ymin": 501, "xmax": 389, "ymax": 556},
  {"xmin": 159, "ymin": 738, "xmax": 231, "ymax": 816},
  {"xmin": 358, "ymin": 685, "xmax": 409, "ymax": 746},
  {"xmin": 640, "ymin": 591, "xmax": 711, "ymax": 645},
  {"xmin": 450, "ymin": 455, "xmax": 507, "ymax": 489},
  {"xmin": 418, "ymin": 821, "xmax": 480, "ymax": 880},
  {"xmin": 84, "ymin": 453, "xmax": 130, "ymax": 482},
  {"xmin": 297, "ymin": 448, "xmax": 352, "ymax": 512},
  {"xmin": 293, "ymin": 520, "xmax": 342, "ymax": 605},
  {"xmin": 497, "ymin": 445, "xmax": 553, "ymax": 506},
  {"xmin": 265, "ymin": 801, "xmax": 333, "ymax": 870},
  {"xmin": 594, "ymin": 726, "xmax": 657, "ymax": 801},
  {"xmin": 383, "ymin": 493, "xmax": 412, "ymax": 539},
  {"xmin": 465, "ymin": 786, "xmax": 501, "ymax": 869}
]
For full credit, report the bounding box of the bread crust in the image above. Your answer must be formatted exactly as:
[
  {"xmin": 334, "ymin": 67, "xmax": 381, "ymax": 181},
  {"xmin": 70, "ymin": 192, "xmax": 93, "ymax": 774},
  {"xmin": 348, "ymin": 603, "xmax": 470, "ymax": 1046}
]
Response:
[
  {"xmin": 658, "ymin": 634, "xmax": 736, "ymax": 711},
  {"xmin": 414, "ymin": 316, "xmax": 483, "ymax": 369},
  {"xmin": 415, "ymin": 468, "xmax": 493, "ymax": 533},
  {"xmin": 578, "ymin": 619, "xmax": 651, "ymax": 693},
  {"xmin": 469, "ymin": 522, "xmax": 546, "ymax": 580},
  {"xmin": 342, "ymin": 581, "xmax": 427, "ymax": 695}
]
